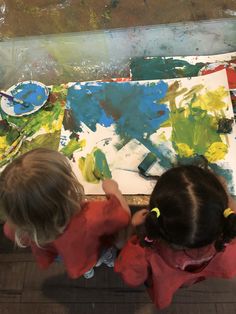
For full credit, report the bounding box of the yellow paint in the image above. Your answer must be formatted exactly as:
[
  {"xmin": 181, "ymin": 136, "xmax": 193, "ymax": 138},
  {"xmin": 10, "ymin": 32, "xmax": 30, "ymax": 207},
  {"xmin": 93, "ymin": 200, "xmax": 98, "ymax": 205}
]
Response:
[
  {"xmin": 0, "ymin": 136, "xmax": 7, "ymax": 149},
  {"xmin": 161, "ymin": 81, "xmax": 187, "ymax": 110},
  {"xmin": 176, "ymin": 143, "xmax": 194, "ymax": 157},
  {"xmin": 78, "ymin": 153, "xmax": 99, "ymax": 184},
  {"xmin": 158, "ymin": 132, "xmax": 168, "ymax": 142},
  {"xmin": 192, "ymin": 86, "xmax": 228, "ymax": 111},
  {"xmin": 204, "ymin": 142, "xmax": 228, "ymax": 162},
  {"xmin": 179, "ymin": 84, "xmax": 204, "ymax": 106},
  {"xmin": 42, "ymin": 111, "xmax": 64, "ymax": 133}
]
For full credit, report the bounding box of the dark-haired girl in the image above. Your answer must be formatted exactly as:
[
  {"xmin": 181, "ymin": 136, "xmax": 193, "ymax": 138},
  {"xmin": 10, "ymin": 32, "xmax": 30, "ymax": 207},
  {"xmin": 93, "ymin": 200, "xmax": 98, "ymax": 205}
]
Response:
[{"xmin": 115, "ymin": 165, "xmax": 236, "ymax": 309}]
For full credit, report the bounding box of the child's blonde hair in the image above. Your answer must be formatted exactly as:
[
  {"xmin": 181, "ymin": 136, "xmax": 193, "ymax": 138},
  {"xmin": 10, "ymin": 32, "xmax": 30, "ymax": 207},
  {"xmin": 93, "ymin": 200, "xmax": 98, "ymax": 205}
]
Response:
[{"xmin": 0, "ymin": 148, "xmax": 84, "ymax": 247}]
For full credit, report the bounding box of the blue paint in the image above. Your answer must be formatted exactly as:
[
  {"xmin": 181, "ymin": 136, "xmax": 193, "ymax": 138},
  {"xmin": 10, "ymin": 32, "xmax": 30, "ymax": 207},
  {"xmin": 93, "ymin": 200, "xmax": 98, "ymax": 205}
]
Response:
[
  {"xmin": 67, "ymin": 80, "xmax": 172, "ymax": 168},
  {"xmin": 10, "ymin": 82, "xmax": 48, "ymax": 115},
  {"xmin": 209, "ymin": 163, "xmax": 235, "ymax": 195}
]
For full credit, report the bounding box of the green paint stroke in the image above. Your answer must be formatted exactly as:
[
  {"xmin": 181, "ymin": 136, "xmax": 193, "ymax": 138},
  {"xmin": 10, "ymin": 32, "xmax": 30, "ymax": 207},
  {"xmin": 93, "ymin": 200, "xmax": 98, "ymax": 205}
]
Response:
[
  {"xmin": 79, "ymin": 147, "xmax": 112, "ymax": 183},
  {"xmin": 171, "ymin": 93, "xmax": 225, "ymax": 158},
  {"xmin": 130, "ymin": 57, "xmax": 205, "ymax": 80},
  {"xmin": 60, "ymin": 138, "xmax": 86, "ymax": 158},
  {"xmin": 19, "ymin": 132, "xmax": 61, "ymax": 155}
]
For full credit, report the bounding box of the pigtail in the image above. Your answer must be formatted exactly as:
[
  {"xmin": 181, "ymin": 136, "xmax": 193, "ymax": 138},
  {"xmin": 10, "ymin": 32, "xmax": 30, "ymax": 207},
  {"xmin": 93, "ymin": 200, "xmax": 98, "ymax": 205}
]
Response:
[
  {"xmin": 215, "ymin": 211, "xmax": 236, "ymax": 251},
  {"xmin": 139, "ymin": 210, "xmax": 162, "ymax": 247}
]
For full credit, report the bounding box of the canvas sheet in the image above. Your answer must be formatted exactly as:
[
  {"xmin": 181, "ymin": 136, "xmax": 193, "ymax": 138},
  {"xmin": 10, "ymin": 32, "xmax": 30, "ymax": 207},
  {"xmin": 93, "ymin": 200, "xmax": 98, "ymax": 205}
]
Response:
[{"xmin": 60, "ymin": 70, "xmax": 236, "ymax": 195}]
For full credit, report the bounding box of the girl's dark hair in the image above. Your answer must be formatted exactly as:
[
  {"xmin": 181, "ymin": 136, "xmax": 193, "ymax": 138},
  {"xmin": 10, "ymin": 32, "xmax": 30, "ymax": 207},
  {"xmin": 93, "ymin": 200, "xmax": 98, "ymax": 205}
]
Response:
[
  {"xmin": 144, "ymin": 165, "xmax": 236, "ymax": 251},
  {"xmin": 0, "ymin": 148, "xmax": 84, "ymax": 247}
]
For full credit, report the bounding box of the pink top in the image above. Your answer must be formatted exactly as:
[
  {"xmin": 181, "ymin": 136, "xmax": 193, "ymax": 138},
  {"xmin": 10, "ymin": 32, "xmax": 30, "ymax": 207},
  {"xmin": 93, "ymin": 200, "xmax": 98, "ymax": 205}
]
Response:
[{"xmin": 115, "ymin": 235, "xmax": 236, "ymax": 309}]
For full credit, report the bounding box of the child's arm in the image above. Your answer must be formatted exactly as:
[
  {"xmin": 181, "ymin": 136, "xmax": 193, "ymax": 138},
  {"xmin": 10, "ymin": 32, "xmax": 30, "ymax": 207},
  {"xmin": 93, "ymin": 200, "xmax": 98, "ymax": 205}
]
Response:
[
  {"xmin": 102, "ymin": 179, "xmax": 131, "ymax": 249},
  {"xmin": 102, "ymin": 179, "xmax": 131, "ymax": 216}
]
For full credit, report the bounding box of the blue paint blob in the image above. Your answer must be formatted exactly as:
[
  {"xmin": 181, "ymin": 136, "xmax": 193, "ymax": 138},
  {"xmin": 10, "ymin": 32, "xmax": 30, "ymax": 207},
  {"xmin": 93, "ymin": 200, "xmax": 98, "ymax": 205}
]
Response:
[
  {"xmin": 209, "ymin": 163, "xmax": 235, "ymax": 195},
  {"xmin": 67, "ymin": 80, "xmax": 171, "ymax": 168}
]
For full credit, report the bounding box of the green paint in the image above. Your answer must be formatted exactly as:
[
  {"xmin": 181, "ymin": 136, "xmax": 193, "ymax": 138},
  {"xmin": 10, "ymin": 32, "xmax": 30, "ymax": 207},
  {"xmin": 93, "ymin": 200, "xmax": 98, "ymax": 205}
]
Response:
[
  {"xmin": 19, "ymin": 131, "xmax": 61, "ymax": 155},
  {"xmin": 79, "ymin": 147, "xmax": 112, "ymax": 183},
  {"xmin": 171, "ymin": 96, "xmax": 223, "ymax": 156},
  {"xmin": 179, "ymin": 84, "xmax": 204, "ymax": 107},
  {"xmin": 6, "ymin": 128, "xmax": 19, "ymax": 143},
  {"xmin": 79, "ymin": 153, "xmax": 99, "ymax": 184},
  {"xmin": 93, "ymin": 148, "xmax": 112, "ymax": 180},
  {"xmin": 60, "ymin": 138, "xmax": 86, "ymax": 158},
  {"xmin": 161, "ymin": 81, "xmax": 187, "ymax": 110},
  {"xmin": 130, "ymin": 57, "xmax": 205, "ymax": 80}
]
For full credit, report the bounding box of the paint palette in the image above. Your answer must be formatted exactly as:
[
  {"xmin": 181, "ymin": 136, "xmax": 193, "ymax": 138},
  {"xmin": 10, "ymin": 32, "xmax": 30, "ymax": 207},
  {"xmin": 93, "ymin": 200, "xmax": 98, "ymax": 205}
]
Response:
[{"xmin": 0, "ymin": 81, "xmax": 49, "ymax": 116}]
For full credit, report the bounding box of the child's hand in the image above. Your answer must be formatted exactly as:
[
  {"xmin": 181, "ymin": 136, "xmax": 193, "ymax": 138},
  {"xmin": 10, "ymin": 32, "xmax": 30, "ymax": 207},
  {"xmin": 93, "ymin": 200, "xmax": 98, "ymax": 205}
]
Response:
[
  {"xmin": 102, "ymin": 179, "xmax": 131, "ymax": 217},
  {"xmin": 132, "ymin": 209, "xmax": 148, "ymax": 227},
  {"xmin": 102, "ymin": 179, "xmax": 119, "ymax": 195}
]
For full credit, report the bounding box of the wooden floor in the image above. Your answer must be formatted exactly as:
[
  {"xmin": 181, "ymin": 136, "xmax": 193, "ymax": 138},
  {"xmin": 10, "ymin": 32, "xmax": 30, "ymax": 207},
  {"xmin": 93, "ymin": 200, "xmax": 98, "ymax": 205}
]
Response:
[{"xmin": 1, "ymin": 225, "xmax": 236, "ymax": 314}]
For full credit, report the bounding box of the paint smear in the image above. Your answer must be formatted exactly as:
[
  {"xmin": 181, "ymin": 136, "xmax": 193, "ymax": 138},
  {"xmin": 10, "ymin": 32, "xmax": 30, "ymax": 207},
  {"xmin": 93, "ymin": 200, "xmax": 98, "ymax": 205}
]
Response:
[
  {"xmin": 204, "ymin": 142, "xmax": 228, "ymax": 163},
  {"xmin": 130, "ymin": 56, "xmax": 236, "ymax": 90},
  {"xmin": 19, "ymin": 131, "xmax": 61, "ymax": 155},
  {"xmin": 60, "ymin": 138, "xmax": 86, "ymax": 158},
  {"xmin": 67, "ymin": 80, "xmax": 173, "ymax": 169},
  {"xmin": 210, "ymin": 163, "xmax": 235, "ymax": 194},
  {"xmin": 130, "ymin": 57, "xmax": 205, "ymax": 80},
  {"xmin": 93, "ymin": 148, "xmax": 112, "ymax": 180},
  {"xmin": 191, "ymin": 86, "xmax": 228, "ymax": 111},
  {"xmin": 78, "ymin": 147, "xmax": 112, "ymax": 183}
]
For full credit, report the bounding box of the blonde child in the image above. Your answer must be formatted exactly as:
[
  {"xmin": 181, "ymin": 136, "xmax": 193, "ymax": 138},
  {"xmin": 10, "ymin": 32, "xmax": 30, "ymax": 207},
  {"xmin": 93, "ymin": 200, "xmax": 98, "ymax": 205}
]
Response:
[
  {"xmin": 0, "ymin": 148, "xmax": 130, "ymax": 279},
  {"xmin": 115, "ymin": 165, "xmax": 236, "ymax": 309}
]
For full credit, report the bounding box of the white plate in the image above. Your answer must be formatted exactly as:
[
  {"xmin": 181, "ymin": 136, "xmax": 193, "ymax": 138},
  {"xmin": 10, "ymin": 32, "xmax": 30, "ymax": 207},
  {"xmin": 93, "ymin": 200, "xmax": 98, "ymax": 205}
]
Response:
[{"xmin": 0, "ymin": 81, "xmax": 49, "ymax": 117}]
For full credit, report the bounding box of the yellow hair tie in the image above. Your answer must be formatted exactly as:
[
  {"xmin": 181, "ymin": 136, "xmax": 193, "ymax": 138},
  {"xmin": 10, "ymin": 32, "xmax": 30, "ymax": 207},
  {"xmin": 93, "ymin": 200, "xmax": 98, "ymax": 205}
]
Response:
[
  {"xmin": 223, "ymin": 208, "xmax": 234, "ymax": 218},
  {"xmin": 151, "ymin": 207, "xmax": 160, "ymax": 218}
]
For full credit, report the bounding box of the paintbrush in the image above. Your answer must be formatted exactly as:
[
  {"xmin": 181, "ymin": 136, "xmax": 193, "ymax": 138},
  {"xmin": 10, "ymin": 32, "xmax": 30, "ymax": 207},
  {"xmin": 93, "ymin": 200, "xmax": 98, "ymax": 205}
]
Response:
[
  {"xmin": 0, "ymin": 91, "xmax": 30, "ymax": 108},
  {"xmin": 1, "ymin": 117, "xmax": 34, "ymax": 159}
]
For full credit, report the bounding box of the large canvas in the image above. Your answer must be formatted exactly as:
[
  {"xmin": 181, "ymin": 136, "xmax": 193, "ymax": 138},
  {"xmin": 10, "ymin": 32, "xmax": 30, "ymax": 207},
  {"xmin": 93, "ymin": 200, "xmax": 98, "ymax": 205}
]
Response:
[{"xmin": 60, "ymin": 70, "xmax": 236, "ymax": 195}]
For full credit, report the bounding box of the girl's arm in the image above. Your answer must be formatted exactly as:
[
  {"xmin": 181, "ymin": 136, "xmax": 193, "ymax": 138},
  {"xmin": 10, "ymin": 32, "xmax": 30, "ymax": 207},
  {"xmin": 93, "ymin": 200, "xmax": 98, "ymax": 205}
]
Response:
[{"xmin": 102, "ymin": 179, "xmax": 131, "ymax": 216}]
